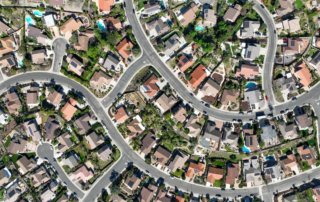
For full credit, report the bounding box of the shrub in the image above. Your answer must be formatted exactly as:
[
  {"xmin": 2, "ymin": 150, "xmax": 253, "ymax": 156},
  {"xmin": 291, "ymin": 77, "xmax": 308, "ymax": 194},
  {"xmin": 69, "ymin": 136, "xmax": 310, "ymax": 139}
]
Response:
[{"xmin": 163, "ymin": 112, "xmax": 172, "ymax": 121}]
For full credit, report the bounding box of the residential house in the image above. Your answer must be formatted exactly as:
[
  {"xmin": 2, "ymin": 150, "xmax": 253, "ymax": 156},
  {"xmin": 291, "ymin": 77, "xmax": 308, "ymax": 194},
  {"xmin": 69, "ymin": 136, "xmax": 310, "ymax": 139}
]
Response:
[
  {"xmin": 240, "ymin": 20, "xmax": 260, "ymax": 38},
  {"xmin": 263, "ymin": 158, "xmax": 282, "ymax": 183},
  {"xmin": 127, "ymin": 116, "xmax": 145, "ymax": 139},
  {"xmin": 206, "ymin": 167, "xmax": 223, "ymax": 184},
  {"xmin": 0, "ymin": 167, "xmax": 10, "ymax": 186},
  {"xmin": 44, "ymin": 117, "xmax": 61, "ymax": 141},
  {"xmin": 40, "ymin": 188, "xmax": 56, "ymax": 202},
  {"xmin": 185, "ymin": 114, "xmax": 202, "ymax": 138},
  {"xmin": 140, "ymin": 74, "xmax": 160, "ymax": 99},
  {"xmin": 24, "ymin": 119, "xmax": 42, "ymax": 141},
  {"xmin": 155, "ymin": 190, "xmax": 171, "ymax": 202},
  {"xmin": 50, "ymin": 0, "xmax": 64, "ymax": 6},
  {"xmin": 98, "ymin": 144, "xmax": 112, "ymax": 161},
  {"xmin": 74, "ymin": 35, "xmax": 90, "ymax": 51},
  {"xmin": 3, "ymin": 182, "xmax": 21, "ymax": 202},
  {"xmin": 282, "ymin": 18, "xmax": 301, "ymax": 33},
  {"xmin": 0, "ymin": 21, "xmax": 10, "ymax": 35},
  {"xmin": 278, "ymin": 121, "xmax": 298, "ymax": 140},
  {"xmin": 99, "ymin": 0, "xmax": 114, "ymax": 14},
  {"xmin": 116, "ymin": 38, "xmax": 133, "ymax": 59},
  {"xmin": 32, "ymin": 166, "xmax": 50, "ymax": 187},
  {"xmin": 0, "ymin": 54, "xmax": 16, "ymax": 70},
  {"xmin": 63, "ymin": 154, "xmax": 78, "ymax": 169},
  {"xmin": 203, "ymin": 8, "xmax": 217, "ymax": 27},
  {"xmin": 189, "ymin": 64, "xmax": 208, "ymax": 88},
  {"xmin": 16, "ymin": 156, "xmax": 36, "ymax": 174},
  {"xmin": 259, "ymin": 119, "xmax": 277, "ymax": 146},
  {"xmin": 235, "ymin": 64, "xmax": 259, "ymax": 79},
  {"xmin": 186, "ymin": 162, "xmax": 205, "ymax": 178},
  {"xmin": 276, "ymin": 0, "xmax": 294, "ymax": 16},
  {"xmin": 144, "ymin": 0, "xmax": 161, "ymax": 15},
  {"xmin": 47, "ymin": 90, "xmax": 63, "ymax": 107},
  {"xmin": 163, "ymin": 34, "xmax": 181, "ymax": 57},
  {"xmin": 280, "ymin": 154, "xmax": 299, "ymax": 175},
  {"xmin": 74, "ymin": 113, "xmax": 92, "ymax": 135},
  {"xmin": 199, "ymin": 78, "xmax": 220, "ymax": 98},
  {"xmin": 43, "ymin": 14, "xmax": 56, "ymax": 28},
  {"xmin": 56, "ymin": 194, "xmax": 69, "ymax": 202},
  {"xmin": 0, "ymin": 36, "xmax": 16, "ymax": 56},
  {"xmin": 58, "ymin": 132, "xmax": 74, "ymax": 153},
  {"xmin": 5, "ymin": 92, "xmax": 22, "ymax": 114},
  {"xmin": 175, "ymin": 196, "xmax": 185, "ymax": 202},
  {"xmin": 313, "ymin": 186, "xmax": 320, "ymax": 202},
  {"xmin": 138, "ymin": 184, "xmax": 157, "ymax": 202},
  {"xmin": 221, "ymin": 125, "xmax": 238, "ymax": 151},
  {"xmin": 172, "ymin": 105, "xmax": 187, "ymax": 122},
  {"xmin": 26, "ymin": 25, "xmax": 46, "ymax": 44},
  {"xmin": 282, "ymin": 38, "xmax": 303, "ymax": 55},
  {"xmin": 223, "ymin": 4, "xmax": 242, "ymax": 23},
  {"xmin": 90, "ymin": 70, "xmax": 113, "ymax": 89},
  {"xmin": 7, "ymin": 138, "xmax": 27, "ymax": 154},
  {"xmin": 85, "ymin": 131, "xmax": 104, "ymax": 150},
  {"xmin": 60, "ymin": 98, "xmax": 78, "ymax": 121},
  {"xmin": 49, "ymin": 180, "xmax": 59, "ymax": 192},
  {"xmin": 310, "ymin": 51, "xmax": 320, "ymax": 72},
  {"xmin": 275, "ymin": 73, "xmax": 298, "ymax": 97},
  {"xmin": 146, "ymin": 19, "xmax": 170, "ymax": 38},
  {"xmin": 296, "ymin": 112, "xmax": 313, "ymax": 129},
  {"xmin": 31, "ymin": 49, "xmax": 46, "ymax": 64},
  {"xmin": 72, "ymin": 165, "xmax": 94, "ymax": 183},
  {"xmin": 140, "ymin": 132, "xmax": 156, "ymax": 155},
  {"xmin": 176, "ymin": 54, "xmax": 194, "ymax": 72},
  {"xmin": 155, "ymin": 93, "xmax": 177, "ymax": 113},
  {"xmin": 177, "ymin": 3, "xmax": 198, "ymax": 27},
  {"xmin": 106, "ymin": 17, "xmax": 122, "ymax": 31},
  {"xmin": 167, "ymin": 150, "xmax": 189, "ymax": 172},
  {"xmin": 220, "ymin": 89, "xmax": 239, "ymax": 106},
  {"xmin": 26, "ymin": 87, "xmax": 40, "ymax": 108},
  {"xmin": 60, "ymin": 17, "xmax": 83, "ymax": 37},
  {"xmin": 244, "ymin": 129, "xmax": 258, "ymax": 151},
  {"xmin": 66, "ymin": 54, "xmax": 84, "ymax": 76},
  {"xmin": 243, "ymin": 44, "xmax": 261, "ymax": 61},
  {"xmin": 125, "ymin": 174, "xmax": 141, "ymax": 190},
  {"xmin": 297, "ymin": 145, "xmax": 317, "ymax": 167},
  {"xmin": 243, "ymin": 158, "xmax": 263, "ymax": 187},
  {"xmin": 244, "ymin": 86, "xmax": 260, "ymax": 107},
  {"xmin": 103, "ymin": 54, "xmax": 120, "ymax": 71},
  {"xmin": 114, "ymin": 106, "xmax": 129, "ymax": 124},
  {"xmin": 153, "ymin": 146, "xmax": 171, "ymax": 166},
  {"xmin": 202, "ymin": 121, "xmax": 221, "ymax": 148}
]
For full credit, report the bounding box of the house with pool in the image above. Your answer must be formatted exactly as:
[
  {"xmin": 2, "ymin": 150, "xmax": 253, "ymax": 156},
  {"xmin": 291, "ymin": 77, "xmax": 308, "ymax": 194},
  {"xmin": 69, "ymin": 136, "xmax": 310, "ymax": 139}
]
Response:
[{"xmin": 243, "ymin": 129, "xmax": 258, "ymax": 152}]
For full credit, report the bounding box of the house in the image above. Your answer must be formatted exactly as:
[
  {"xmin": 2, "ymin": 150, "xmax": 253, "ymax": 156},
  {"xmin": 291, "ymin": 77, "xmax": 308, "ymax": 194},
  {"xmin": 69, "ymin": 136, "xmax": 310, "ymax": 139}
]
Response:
[
  {"xmin": 72, "ymin": 165, "xmax": 94, "ymax": 183},
  {"xmin": 189, "ymin": 64, "xmax": 208, "ymax": 88},
  {"xmin": 199, "ymin": 78, "xmax": 220, "ymax": 98},
  {"xmin": 90, "ymin": 70, "xmax": 113, "ymax": 89},
  {"xmin": 223, "ymin": 4, "xmax": 242, "ymax": 23},
  {"xmin": 62, "ymin": 154, "xmax": 78, "ymax": 168},
  {"xmin": 243, "ymin": 158, "xmax": 263, "ymax": 187},
  {"xmin": 202, "ymin": 121, "xmax": 221, "ymax": 147},
  {"xmin": 140, "ymin": 74, "xmax": 160, "ymax": 99},
  {"xmin": 244, "ymin": 86, "xmax": 260, "ymax": 106},
  {"xmin": 172, "ymin": 105, "xmax": 187, "ymax": 122},
  {"xmin": 85, "ymin": 131, "xmax": 104, "ymax": 150},
  {"xmin": 60, "ymin": 98, "xmax": 78, "ymax": 121},
  {"xmin": 275, "ymin": 73, "xmax": 298, "ymax": 96},
  {"xmin": 5, "ymin": 92, "xmax": 22, "ymax": 114},
  {"xmin": 240, "ymin": 20, "xmax": 260, "ymax": 38},
  {"xmin": 99, "ymin": 0, "xmax": 114, "ymax": 14},
  {"xmin": 24, "ymin": 119, "xmax": 42, "ymax": 141},
  {"xmin": 47, "ymin": 90, "xmax": 63, "ymax": 107},
  {"xmin": 235, "ymin": 64, "xmax": 259, "ymax": 79},
  {"xmin": 26, "ymin": 25, "xmax": 46, "ymax": 44},
  {"xmin": 50, "ymin": 0, "xmax": 64, "ymax": 6},
  {"xmin": 155, "ymin": 190, "xmax": 171, "ymax": 202},
  {"xmin": 40, "ymin": 188, "xmax": 56, "ymax": 202},
  {"xmin": 220, "ymin": 89, "xmax": 239, "ymax": 106},
  {"xmin": 138, "ymin": 184, "xmax": 157, "ymax": 202},
  {"xmin": 144, "ymin": 0, "xmax": 161, "ymax": 15},
  {"xmin": 26, "ymin": 87, "xmax": 40, "ymax": 108},
  {"xmin": 280, "ymin": 154, "xmax": 299, "ymax": 175},
  {"xmin": 106, "ymin": 17, "xmax": 122, "ymax": 31},
  {"xmin": 186, "ymin": 162, "xmax": 205, "ymax": 178},
  {"xmin": 244, "ymin": 129, "xmax": 258, "ymax": 151},
  {"xmin": 74, "ymin": 113, "xmax": 91, "ymax": 134},
  {"xmin": 103, "ymin": 54, "xmax": 120, "ymax": 71},
  {"xmin": 297, "ymin": 145, "xmax": 317, "ymax": 167},
  {"xmin": 310, "ymin": 51, "xmax": 320, "ymax": 72},
  {"xmin": 313, "ymin": 186, "xmax": 320, "ymax": 202},
  {"xmin": 125, "ymin": 174, "xmax": 141, "ymax": 190},
  {"xmin": 32, "ymin": 166, "xmax": 50, "ymax": 187},
  {"xmin": 74, "ymin": 35, "xmax": 90, "ymax": 51},
  {"xmin": 114, "ymin": 106, "xmax": 129, "ymax": 124},
  {"xmin": 282, "ymin": 18, "xmax": 301, "ymax": 33},
  {"xmin": 49, "ymin": 180, "xmax": 59, "ymax": 192},
  {"xmin": 243, "ymin": 44, "xmax": 261, "ymax": 61},
  {"xmin": 282, "ymin": 38, "xmax": 303, "ymax": 55},
  {"xmin": 146, "ymin": 19, "xmax": 170, "ymax": 38},
  {"xmin": 278, "ymin": 121, "xmax": 298, "ymax": 140},
  {"xmin": 259, "ymin": 119, "xmax": 277, "ymax": 146},
  {"xmin": 60, "ymin": 17, "xmax": 83, "ymax": 36},
  {"xmin": 116, "ymin": 38, "xmax": 133, "ymax": 59},
  {"xmin": 176, "ymin": 54, "xmax": 194, "ymax": 72},
  {"xmin": 0, "ymin": 36, "xmax": 16, "ymax": 56},
  {"xmin": 0, "ymin": 54, "xmax": 16, "ymax": 70},
  {"xmin": 226, "ymin": 163, "xmax": 239, "ymax": 185},
  {"xmin": 206, "ymin": 167, "xmax": 223, "ymax": 184},
  {"xmin": 0, "ymin": 108, "xmax": 9, "ymax": 125},
  {"xmin": 3, "ymin": 182, "xmax": 21, "ymax": 202},
  {"xmin": 140, "ymin": 132, "xmax": 156, "ymax": 155},
  {"xmin": 127, "ymin": 116, "xmax": 145, "ymax": 139},
  {"xmin": 203, "ymin": 8, "xmax": 217, "ymax": 27},
  {"xmin": 185, "ymin": 114, "xmax": 202, "ymax": 138},
  {"xmin": 66, "ymin": 54, "xmax": 84, "ymax": 76},
  {"xmin": 44, "ymin": 117, "xmax": 61, "ymax": 141},
  {"xmin": 0, "ymin": 167, "xmax": 10, "ymax": 186},
  {"xmin": 263, "ymin": 157, "xmax": 282, "ymax": 183},
  {"xmin": 153, "ymin": 146, "xmax": 171, "ymax": 166},
  {"xmin": 155, "ymin": 93, "xmax": 177, "ymax": 113},
  {"xmin": 221, "ymin": 125, "xmax": 238, "ymax": 150},
  {"xmin": 0, "ymin": 21, "xmax": 10, "ymax": 35},
  {"xmin": 31, "ymin": 49, "xmax": 46, "ymax": 64},
  {"xmin": 177, "ymin": 3, "xmax": 198, "ymax": 27},
  {"xmin": 43, "ymin": 14, "xmax": 56, "ymax": 28},
  {"xmin": 7, "ymin": 138, "xmax": 27, "ymax": 154},
  {"xmin": 55, "ymin": 194, "xmax": 69, "ymax": 202},
  {"xmin": 167, "ymin": 150, "xmax": 189, "ymax": 172},
  {"xmin": 175, "ymin": 196, "xmax": 185, "ymax": 202},
  {"xmin": 296, "ymin": 112, "xmax": 313, "ymax": 129},
  {"xmin": 58, "ymin": 132, "xmax": 74, "ymax": 153},
  {"xmin": 163, "ymin": 34, "xmax": 181, "ymax": 57},
  {"xmin": 276, "ymin": 0, "xmax": 294, "ymax": 16},
  {"xmin": 98, "ymin": 144, "xmax": 112, "ymax": 161},
  {"xmin": 295, "ymin": 62, "xmax": 312, "ymax": 89}
]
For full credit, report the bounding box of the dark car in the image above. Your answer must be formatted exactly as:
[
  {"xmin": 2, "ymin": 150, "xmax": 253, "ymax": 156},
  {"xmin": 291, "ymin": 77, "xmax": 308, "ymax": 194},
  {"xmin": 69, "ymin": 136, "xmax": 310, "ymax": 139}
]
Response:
[
  {"xmin": 133, "ymin": 9, "xmax": 135, "ymax": 13},
  {"xmin": 205, "ymin": 103, "xmax": 210, "ymax": 108},
  {"xmin": 203, "ymin": 111, "xmax": 207, "ymax": 114},
  {"xmin": 292, "ymin": 97, "xmax": 297, "ymax": 102},
  {"xmin": 261, "ymin": 4, "xmax": 265, "ymax": 8},
  {"xmin": 123, "ymin": 2, "xmax": 126, "ymax": 7}
]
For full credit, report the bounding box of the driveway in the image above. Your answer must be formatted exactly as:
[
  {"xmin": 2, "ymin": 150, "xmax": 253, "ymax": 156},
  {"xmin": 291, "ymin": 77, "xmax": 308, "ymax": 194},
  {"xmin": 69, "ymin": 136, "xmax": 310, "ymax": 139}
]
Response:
[{"xmin": 52, "ymin": 38, "xmax": 68, "ymax": 72}]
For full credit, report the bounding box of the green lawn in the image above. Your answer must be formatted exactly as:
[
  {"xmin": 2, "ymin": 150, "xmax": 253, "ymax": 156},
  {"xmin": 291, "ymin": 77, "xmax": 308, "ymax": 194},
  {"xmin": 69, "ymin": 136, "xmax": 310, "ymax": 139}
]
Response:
[
  {"xmin": 4, "ymin": 136, "xmax": 11, "ymax": 147},
  {"xmin": 0, "ymin": 189, "xmax": 4, "ymax": 200},
  {"xmin": 2, "ymin": 155, "xmax": 9, "ymax": 164},
  {"xmin": 282, "ymin": 148, "xmax": 290, "ymax": 155},
  {"xmin": 26, "ymin": 153, "xmax": 36, "ymax": 158},
  {"xmin": 214, "ymin": 161, "xmax": 224, "ymax": 167},
  {"xmin": 214, "ymin": 180, "xmax": 221, "ymax": 187},
  {"xmin": 269, "ymin": 6, "xmax": 274, "ymax": 12},
  {"xmin": 194, "ymin": 156, "xmax": 200, "ymax": 162},
  {"xmin": 11, "ymin": 154, "xmax": 20, "ymax": 168},
  {"xmin": 163, "ymin": 142, "xmax": 174, "ymax": 152},
  {"xmin": 79, "ymin": 152, "xmax": 86, "ymax": 163},
  {"xmin": 225, "ymin": 146, "xmax": 235, "ymax": 152},
  {"xmin": 170, "ymin": 169, "xmax": 184, "ymax": 178},
  {"xmin": 88, "ymin": 177, "xmax": 95, "ymax": 184},
  {"xmin": 301, "ymin": 161, "xmax": 311, "ymax": 171},
  {"xmin": 138, "ymin": 1, "xmax": 145, "ymax": 10},
  {"xmin": 71, "ymin": 134, "xmax": 77, "ymax": 144},
  {"xmin": 113, "ymin": 149, "xmax": 121, "ymax": 161},
  {"xmin": 296, "ymin": 0, "xmax": 303, "ymax": 9},
  {"xmin": 301, "ymin": 129, "xmax": 309, "ymax": 136},
  {"xmin": 274, "ymin": 70, "xmax": 282, "ymax": 79},
  {"xmin": 307, "ymin": 139, "xmax": 315, "ymax": 147},
  {"xmin": 309, "ymin": 49, "xmax": 317, "ymax": 57}
]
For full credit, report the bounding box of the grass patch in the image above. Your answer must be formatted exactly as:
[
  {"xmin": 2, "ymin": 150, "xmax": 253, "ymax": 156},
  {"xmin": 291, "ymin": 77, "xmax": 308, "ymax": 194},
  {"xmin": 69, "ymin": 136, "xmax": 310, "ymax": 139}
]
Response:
[
  {"xmin": 2, "ymin": 155, "xmax": 9, "ymax": 164},
  {"xmin": 163, "ymin": 142, "xmax": 174, "ymax": 152},
  {"xmin": 88, "ymin": 177, "xmax": 95, "ymax": 184},
  {"xmin": 71, "ymin": 134, "xmax": 77, "ymax": 144},
  {"xmin": 113, "ymin": 149, "xmax": 121, "ymax": 161},
  {"xmin": 309, "ymin": 49, "xmax": 317, "ymax": 58},
  {"xmin": 79, "ymin": 152, "xmax": 86, "ymax": 163},
  {"xmin": 26, "ymin": 153, "xmax": 36, "ymax": 158},
  {"xmin": 274, "ymin": 81, "xmax": 284, "ymax": 102},
  {"xmin": 170, "ymin": 168, "xmax": 184, "ymax": 178},
  {"xmin": 0, "ymin": 189, "xmax": 4, "ymax": 200},
  {"xmin": 296, "ymin": 0, "xmax": 303, "ymax": 9},
  {"xmin": 214, "ymin": 160, "xmax": 224, "ymax": 167},
  {"xmin": 11, "ymin": 154, "xmax": 20, "ymax": 168},
  {"xmin": 138, "ymin": 1, "xmax": 145, "ymax": 10},
  {"xmin": 194, "ymin": 156, "xmax": 200, "ymax": 162},
  {"xmin": 301, "ymin": 161, "xmax": 311, "ymax": 171},
  {"xmin": 269, "ymin": 6, "xmax": 274, "ymax": 12},
  {"xmin": 301, "ymin": 129, "xmax": 309, "ymax": 136},
  {"xmin": 214, "ymin": 180, "xmax": 221, "ymax": 187},
  {"xmin": 274, "ymin": 70, "xmax": 282, "ymax": 79},
  {"xmin": 225, "ymin": 146, "xmax": 235, "ymax": 152},
  {"xmin": 282, "ymin": 148, "xmax": 290, "ymax": 155},
  {"xmin": 308, "ymin": 139, "xmax": 315, "ymax": 147},
  {"xmin": 4, "ymin": 136, "xmax": 11, "ymax": 147}
]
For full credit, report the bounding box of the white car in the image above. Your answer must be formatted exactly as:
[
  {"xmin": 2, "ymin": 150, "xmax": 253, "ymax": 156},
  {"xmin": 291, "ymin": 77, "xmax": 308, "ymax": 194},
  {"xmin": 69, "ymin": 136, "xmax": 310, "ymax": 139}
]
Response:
[{"xmin": 50, "ymin": 145, "xmax": 53, "ymax": 150}]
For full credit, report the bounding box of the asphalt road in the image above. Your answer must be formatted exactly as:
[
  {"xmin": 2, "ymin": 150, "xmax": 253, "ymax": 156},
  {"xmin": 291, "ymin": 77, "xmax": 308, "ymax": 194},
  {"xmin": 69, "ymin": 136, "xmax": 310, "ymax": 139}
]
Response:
[{"xmin": 52, "ymin": 38, "xmax": 68, "ymax": 72}]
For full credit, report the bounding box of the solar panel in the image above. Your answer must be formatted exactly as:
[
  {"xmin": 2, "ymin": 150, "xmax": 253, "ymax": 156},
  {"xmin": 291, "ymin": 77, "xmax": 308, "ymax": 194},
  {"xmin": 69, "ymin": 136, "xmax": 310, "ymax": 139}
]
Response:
[
  {"xmin": 28, "ymin": 127, "xmax": 34, "ymax": 136},
  {"xmin": 291, "ymin": 40, "xmax": 295, "ymax": 46},
  {"xmin": 182, "ymin": 58, "xmax": 188, "ymax": 63},
  {"xmin": 46, "ymin": 123, "xmax": 51, "ymax": 130},
  {"xmin": 250, "ymin": 137, "xmax": 252, "ymax": 145},
  {"xmin": 178, "ymin": 64, "xmax": 182, "ymax": 67},
  {"xmin": 8, "ymin": 190, "xmax": 15, "ymax": 197},
  {"xmin": 7, "ymin": 58, "xmax": 14, "ymax": 66},
  {"xmin": 244, "ymin": 21, "xmax": 249, "ymax": 28},
  {"xmin": 247, "ymin": 51, "xmax": 251, "ymax": 58},
  {"xmin": 144, "ymin": 86, "xmax": 150, "ymax": 91},
  {"xmin": 155, "ymin": 25, "xmax": 161, "ymax": 33},
  {"xmin": 146, "ymin": 6, "xmax": 159, "ymax": 13},
  {"xmin": 317, "ymin": 190, "xmax": 320, "ymax": 195},
  {"xmin": 71, "ymin": 61, "xmax": 78, "ymax": 68}
]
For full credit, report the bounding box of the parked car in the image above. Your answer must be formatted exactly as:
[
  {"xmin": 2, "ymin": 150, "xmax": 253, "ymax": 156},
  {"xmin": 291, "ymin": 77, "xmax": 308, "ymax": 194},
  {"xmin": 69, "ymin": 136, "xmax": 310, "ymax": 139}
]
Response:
[
  {"xmin": 265, "ymin": 96, "xmax": 268, "ymax": 101},
  {"xmin": 292, "ymin": 97, "xmax": 297, "ymax": 102}
]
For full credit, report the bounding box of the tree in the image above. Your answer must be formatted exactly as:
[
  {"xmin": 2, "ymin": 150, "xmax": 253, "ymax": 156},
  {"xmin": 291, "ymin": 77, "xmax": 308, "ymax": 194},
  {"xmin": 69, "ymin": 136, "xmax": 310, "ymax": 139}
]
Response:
[
  {"xmin": 185, "ymin": 34, "xmax": 194, "ymax": 43},
  {"xmin": 158, "ymin": 183, "xmax": 165, "ymax": 190},
  {"xmin": 145, "ymin": 156, "xmax": 151, "ymax": 164},
  {"xmin": 23, "ymin": 58, "xmax": 32, "ymax": 67},
  {"xmin": 132, "ymin": 47, "xmax": 141, "ymax": 56},
  {"xmin": 10, "ymin": 68, "xmax": 16, "ymax": 75},
  {"xmin": 230, "ymin": 154, "xmax": 237, "ymax": 160},
  {"xmin": 263, "ymin": 0, "xmax": 271, "ymax": 6},
  {"xmin": 109, "ymin": 183, "xmax": 121, "ymax": 195},
  {"xmin": 69, "ymin": 32, "xmax": 78, "ymax": 44},
  {"xmin": 176, "ymin": 122, "xmax": 183, "ymax": 128},
  {"xmin": 105, "ymin": 31, "xmax": 122, "ymax": 46},
  {"xmin": 184, "ymin": 128, "xmax": 190, "ymax": 134},
  {"xmin": 127, "ymin": 167, "xmax": 134, "ymax": 177},
  {"xmin": 163, "ymin": 112, "xmax": 172, "ymax": 121},
  {"xmin": 258, "ymin": 23, "xmax": 267, "ymax": 33},
  {"xmin": 259, "ymin": 141, "xmax": 265, "ymax": 148},
  {"xmin": 54, "ymin": 128, "xmax": 61, "ymax": 137},
  {"xmin": 218, "ymin": 21, "xmax": 228, "ymax": 31}
]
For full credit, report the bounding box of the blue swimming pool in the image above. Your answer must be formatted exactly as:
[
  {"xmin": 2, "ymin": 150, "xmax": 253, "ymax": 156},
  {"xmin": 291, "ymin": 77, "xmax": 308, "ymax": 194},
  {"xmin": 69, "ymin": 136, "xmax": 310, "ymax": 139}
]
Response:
[
  {"xmin": 26, "ymin": 16, "xmax": 34, "ymax": 26},
  {"xmin": 266, "ymin": 155, "xmax": 274, "ymax": 161},
  {"xmin": 242, "ymin": 146, "xmax": 250, "ymax": 153},
  {"xmin": 18, "ymin": 58, "xmax": 23, "ymax": 66},
  {"xmin": 196, "ymin": 25, "xmax": 205, "ymax": 31},
  {"xmin": 167, "ymin": 20, "xmax": 173, "ymax": 28},
  {"xmin": 33, "ymin": 10, "xmax": 44, "ymax": 17},
  {"xmin": 245, "ymin": 82, "xmax": 256, "ymax": 88},
  {"xmin": 97, "ymin": 20, "xmax": 107, "ymax": 33}
]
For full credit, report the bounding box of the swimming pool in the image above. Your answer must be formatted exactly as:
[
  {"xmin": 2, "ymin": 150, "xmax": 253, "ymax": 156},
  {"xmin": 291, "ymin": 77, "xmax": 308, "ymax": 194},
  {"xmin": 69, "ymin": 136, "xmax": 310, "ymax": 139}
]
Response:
[
  {"xmin": 18, "ymin": 58, "xmax": 23, "ymax": 67},
  {"xmin": 242, "ymin": 146, "xmax": 250, "ymax": 153},
  {"xmin": 33, "ymin": 10, "xmax": 44, "ymax": 17},
  {"xmin": 196, "ymin": 25, "xmax": 205, "ymax": 31},
  {"xmin": 26, "ymin": 16, "xmax": 34, "ymax": 26},
  {"xmin": 97, "ymin": 20, "xmax": 107, "ymax": 33},
  {"xmin": 266, "ymin": 155, "xmax": 274, "ymax": 161},
  {"xmin": 245, "ymin": 82, "xmax": 256, "ymax": 88},
  {"xmin": 167, "ymin": 20, "xmax": 173, "ymax": 28}
]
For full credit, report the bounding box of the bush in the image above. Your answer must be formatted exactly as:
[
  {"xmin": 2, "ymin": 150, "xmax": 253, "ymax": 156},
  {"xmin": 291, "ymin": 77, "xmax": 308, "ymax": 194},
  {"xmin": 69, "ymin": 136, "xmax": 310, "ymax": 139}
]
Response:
[
  {"xmin": 176, "ymin": 122, "xmax": 183, "ymax": 128},
  {"xmin": 163, "ymin": 112, "xmax": 172, "ymax": 121},
  {"xmin": 184, "ymin": 128, "xmax": 190, "ymax": 134},
  {"xmin": 10, "ymin": 68, "xmax": 16, "ymax": 75},
  {"xmin": 145, "ymin": 156, "xmax": 151, "ymax": 164}
]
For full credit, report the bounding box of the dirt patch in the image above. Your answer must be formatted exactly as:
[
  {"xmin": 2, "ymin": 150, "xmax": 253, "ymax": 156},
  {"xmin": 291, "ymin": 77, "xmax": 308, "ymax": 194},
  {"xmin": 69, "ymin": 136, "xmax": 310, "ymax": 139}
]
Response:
[
  {"xmin": 125, "ymin": 67, "xmax": 150, "ymax": 92},
  {"xmin": 124, "ymin": 91, "xmax": 146, "ymax": 110},
  {"xmin": 211, "ymin": 73, "xmax": 223, "ymax": 84}
]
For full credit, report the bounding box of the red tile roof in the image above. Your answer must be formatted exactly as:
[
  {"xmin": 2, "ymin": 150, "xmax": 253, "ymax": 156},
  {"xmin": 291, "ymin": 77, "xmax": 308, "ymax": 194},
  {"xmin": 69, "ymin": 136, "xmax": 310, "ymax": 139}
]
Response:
[
  {"xmin": 99, "ymin": 0, "xmax": 114, "ymax": 12},
  {"xmin": 189, "ymin": 64, "xmax": 207, "ymax": 88},
  {"xmin": 116, "ymin": 38, "xmax": 134, "ymax": 59}
]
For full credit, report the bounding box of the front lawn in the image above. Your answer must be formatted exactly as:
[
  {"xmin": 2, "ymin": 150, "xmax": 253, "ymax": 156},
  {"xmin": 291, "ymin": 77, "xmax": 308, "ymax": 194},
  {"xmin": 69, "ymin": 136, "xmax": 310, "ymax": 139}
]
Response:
[
  {"xmin": 26, "ymin": 153, "xmax": 36, "ymax": 158},
  {"xmin": 282, "ymin": 147, "xmax": 290, "ymax": 155},
  {"xmin": 170, "ymin": 169, "xmax": 184, "ymax": 178},
  {"xmin": 296, "ymin": 0, "xmax": 303, "ymax": 9},
  {"xmin": 194, "ymin": 156, "xmax": 200, "ymax": 162},
  {"xmin": 301, "ymin": 161, "xmax": 311, "ymax": 171},
  {"xmin": 213, "ymin": 160, "xmax": 224, "ymax": 167},
  {"xmin": 112, "ymin": 149, "xmax": 121, "ymax": 161},
  {"xmin": 4, "ymin": 136, "xmax": 11, "ymax": 147},
  {"xmin": 88, "ymin": 177, "xmax": 95, "ymax": 184},
  {"xmin": 11, "ymin": 154, "xmax": 20, "ymax": 168},
  {"xmin": 214, "ymin": 180, "xmax": 221, "ymax": 187},
  {"xmin": 307, "ymin": 139, "xmax": 315, "ymax": 147}
]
